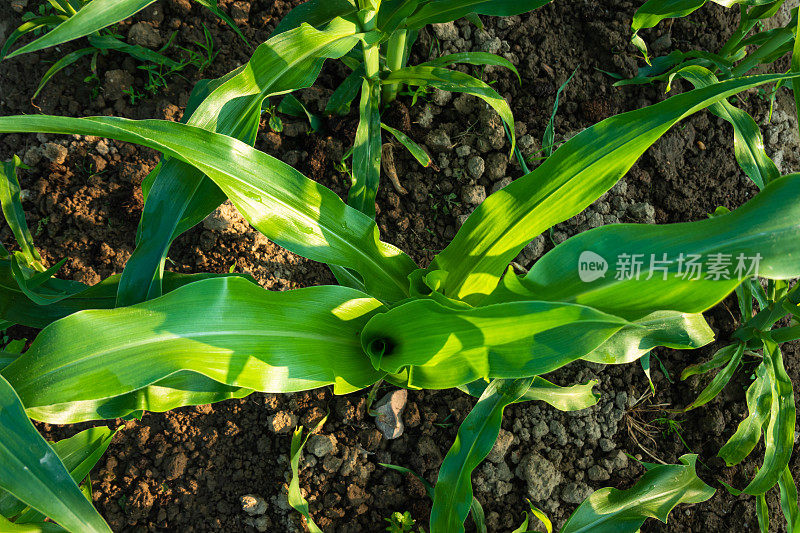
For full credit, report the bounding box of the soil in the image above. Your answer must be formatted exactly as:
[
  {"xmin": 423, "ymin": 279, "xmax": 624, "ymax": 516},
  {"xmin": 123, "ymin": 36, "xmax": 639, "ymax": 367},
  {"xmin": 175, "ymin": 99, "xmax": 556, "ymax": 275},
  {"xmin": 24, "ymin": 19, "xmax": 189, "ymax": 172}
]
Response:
[{"xmin": 1, "ymin": 0, "xmax": 799, "ymax": 532}]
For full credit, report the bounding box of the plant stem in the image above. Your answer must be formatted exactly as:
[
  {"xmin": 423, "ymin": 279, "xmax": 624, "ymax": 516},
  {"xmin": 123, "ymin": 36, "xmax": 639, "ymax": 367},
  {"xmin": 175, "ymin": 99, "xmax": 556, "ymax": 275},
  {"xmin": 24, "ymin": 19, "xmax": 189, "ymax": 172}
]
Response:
[
  {"xmin": 730, "ymin": 25, "xmax": 795, "ymax": 77},
  {"xmin": 382, "ymin": 29, "xmax": 408, "ymax": 104}
]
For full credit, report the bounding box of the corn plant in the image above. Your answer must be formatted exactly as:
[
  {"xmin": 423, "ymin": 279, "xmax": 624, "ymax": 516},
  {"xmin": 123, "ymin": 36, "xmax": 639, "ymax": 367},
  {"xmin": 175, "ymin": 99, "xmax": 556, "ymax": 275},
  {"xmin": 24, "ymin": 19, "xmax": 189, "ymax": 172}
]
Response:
[
  {"xmin": 0, "ymin": 0, "xmax": 246, "ymax": 99},
  {"xmin": 626, "ymin": 1, "xmax": 798, "ymax": 89},
  {"xmin": 3, "ymin": 10, "xmax": 800, "ymax": 533},
  {"xmin": 269, "ymin": 0, "xmax": 557, "ymax": 217}
]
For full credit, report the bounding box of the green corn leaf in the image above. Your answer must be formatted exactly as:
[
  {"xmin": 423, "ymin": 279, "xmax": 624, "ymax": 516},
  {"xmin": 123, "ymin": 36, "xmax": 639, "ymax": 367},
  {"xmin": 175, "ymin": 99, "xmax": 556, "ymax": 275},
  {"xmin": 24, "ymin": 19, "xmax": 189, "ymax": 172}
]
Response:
[
  {"xmin": 684, "ymin": 343, "xmax": 744, "ymax": 411},
  {"xmin": 671, "ymin": 65, "xmax": 778, "ymax": 189},
  {"xmin": 742, "ymin": 335, "xmax": 795, "ymax": 495},
  {"xmin": 361, "ymin": 298, "xmax": 629, "ymax": 389},
  {"xmin": 7, "ymin": 257, "xmax": 76, "ymax": 306},
  {"xmin": 403, "ymin": 0, "xmax": 552, "ymax": 30},
  {"xmin": 0, "ymin": 16, "xmax": 65, "ymax": 61},
  {"xmin": 278, "ymin": 94, "xmax": 324, "ymax": 132},
  {"xmin": 560, "ymin": 454, "xmax": 715, "ymax": 533},
  {"xmin": 382, "ymin": 65, "xmax": 515, "ymax": 152},
  {"xmin": 1, "ymin": 156, "xmax": 43, "ymax": 271},
  {"xmin": 0, "ymin": 259, "xmax": 251, "ymax": 329},
  {"xmin": 778, "ymin": 467, "xmax": 800, "ymax": 532},
  {"xmin": 32, "ymin": 48, "xmax": 97, "ymax": 100},
  {"xmin": 0, "ymin": 374, "xmax": 110, "ymax": 532},
  {"xmin": 271, "ymin": 0, "xmax": 358, "ymax": 35},
  {"xmin": 86, "ymin": 34, "xmax": 183, "ymax": 68},
  {"xmin": 756, "ymin": 494, "xmax": 770, "ymax": 533},
  {"xmin": 349, "ymin": 78, "xmax": 382, "ymax": 216},
  {"xmin": 718, "ymin": 362, "xmax": 771, "ymax": 466},
  {"xmin": 0, "ymin": 515, "xmax": 65, "ymax": 531},
  {"xmin": 325, "ymin": 63, "xmax": 366, "ymax": 114},
  {"xmin": 630, "ymin": 0, "xmax": 707, "ymax": 62},
  {"xmin": 377, "ymin": 0, "xmax": 420, "ymax": 34},
  {"xmin": 4, "ymin": 427, "xmax": 118, "ymax": 525},
  {"xmin": 0, "ymin": 114, "xmax": 417, "ymax": 304},
  {"xmin": 2, "ymin": 278, "xmax": 386, "ymax": 416},
  {"xmin": 681, "ymin": 344, "xmax": 738, "ymax": 380},
  {"xmin": 793, "ymin": 10, "xmax": 800, "ymax": 137},
  {"xmin": 119, "ymin": 18, "xmax": 365, "ymax": 306},
  {"xmin": 288, "ymin": 415, "xmax": 328, "ymax": 533},
  {"xmin": 381, "ymin": 123, "xmax": 433, "ymax": 167},
  {"xmin": 430, "ymin": 378, "xmax": 533, "ymax": 533},
  {"xmin": 486, "ymin": 174, "xmax": 800, "ymax": 320},
  {"xmin": 419, "ymin": 52, "xmax": 521, "ymax": 82},
  {"xmin": 29, "ymin": 372, "xmax": 252, "ymax": 424},
  {"xmin": 458, "ymin": 376, "xmax": 600, "ymax": 411},
  {"xmin": 584, "ymin": 310, "xmax": 713, "ymax": 365},
  {"xmin": 4, "ymin": 0, "xmax": 156, "ymax": 59},
  {"xmin": 431, "ymin": 72, "xmax": 800, "ymax": 304}
]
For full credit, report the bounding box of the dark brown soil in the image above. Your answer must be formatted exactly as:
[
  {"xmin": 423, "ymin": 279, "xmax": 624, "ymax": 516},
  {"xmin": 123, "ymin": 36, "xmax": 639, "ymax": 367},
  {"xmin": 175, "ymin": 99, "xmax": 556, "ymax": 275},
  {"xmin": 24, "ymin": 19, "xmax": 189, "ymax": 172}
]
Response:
[{"xmin": 1, "ymin": 0, "xmax": 798, "ymax": 532}]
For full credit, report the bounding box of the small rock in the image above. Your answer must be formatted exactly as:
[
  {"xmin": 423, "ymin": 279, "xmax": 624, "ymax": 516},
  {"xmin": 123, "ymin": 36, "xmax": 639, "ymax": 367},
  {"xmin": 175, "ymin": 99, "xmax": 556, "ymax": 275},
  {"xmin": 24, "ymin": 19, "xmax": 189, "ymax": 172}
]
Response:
[
  {"xmin": 522, "ymin": 235, "xmax": 546, "ymax": 264},
  {"xmin": 516, "ymin": 452, "xmax": 560, "ymax": 501},
  {"xmin": 628, "ymin": 202, "xmax": 655, "ymax": 223},
  {"xmin": 426, "ymin": 129, "xmax": 452, "ymax": 152},
  {"xmin": 491, "ymin": 176, "xmax": 513, "ymax": 194},
  {"xmin": 518, "ymin": 134, "xmax": 539, "ymax": 155},
  {"xmin": 307, "ymin": 434, "xmax": 337, "ymax": 458},
  {"xmin": 431, "ymin": 22, "xmax": 459, "ymax": 41},
  {"xmin": 598, "ymin": 438, "xmax": 615, "ymax": 452},
  {"xmin": 588, "ymin": 465, "xmax": 610, "ymax": 481},
  {"xmin": 455, "ymin": 145, "xmax": 471, "ymax": 157},
  {"xmin": 650, "ymin": 34, "xmax": 672, "ymax": 54},
  {"xmin": 230, "ymin": 1, "xmax": 251, "ymax": 25},
  {"xmin": 485, "ymin": 152, "xmax": 508, "ymax": 181},
  {"xmin": 240, "ymin": 494, "xmax": 268, "ymax": 516},
  {"xmin": 10, "ymin": 0, "xmax": 27, "ymax": 14},
  {"xmin": 562, "ymin": 481, "xmax": 593, "ymax": 504},
  {"xmin": 268, "ymin": 411, "xmax": 297, "ymax": 434},
  {"xmin": 467, "ymin": 155, "xmax": 486, "ymax": 179},
  {"xmin": 244, "ymin": 515, "xmax": 272, "ymax": 532},
  {"xmin": 103, "ymin": 70, "xmax": 134, "ymax": 101},
  {"xmin": 612, "ymin": 450, "xmax": 628, "ymax": 471},
  {"xmin": 486, "ymin": 429, "xmax": 514, "ymax": 463},
  {"xmin": 372, "ymin": 389, "xmax": 407, "ymax": 439},
  {"xmin": 23, "ymin": 146, "xmax": 42, "ymax": 166},
  {"xmin": 164, "ymin": 452, "xmax": 187, "ymax": 481},
  {"xmin": 127, "ymin": 22, "xmax": 162, "ymax": 48},
  {"xmin": 95, "ymin": 140, "xmax": 110, "ymax": 156},
  {"xmin": 432, "ymin": 88, "xmax": 452, "ymax": 107},
  {"xmin": 202, "ymin": 201, "xmax": 249, "ymax": 234},
  {"xmin": 42, "ymin": 143, "xmax": 67, "ymax": 165},
  {"xmin": 462, "ymin": 184, "xmax": 486, "ymax": 206}
]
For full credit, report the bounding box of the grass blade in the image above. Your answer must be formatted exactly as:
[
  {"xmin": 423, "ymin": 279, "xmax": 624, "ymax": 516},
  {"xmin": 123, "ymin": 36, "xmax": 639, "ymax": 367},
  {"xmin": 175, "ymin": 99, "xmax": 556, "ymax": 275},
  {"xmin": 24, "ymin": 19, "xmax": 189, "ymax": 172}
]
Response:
[
  {"xmin": 718, "ymin": 362, "xmax": 772, "ymax": 466},
  {"xmin": 381, "ymin": 122, "xmax": 433, "ymax": 167},
  {"xmin": 288, "ymin": 415, "xmax": 328, "ymax": 533}
]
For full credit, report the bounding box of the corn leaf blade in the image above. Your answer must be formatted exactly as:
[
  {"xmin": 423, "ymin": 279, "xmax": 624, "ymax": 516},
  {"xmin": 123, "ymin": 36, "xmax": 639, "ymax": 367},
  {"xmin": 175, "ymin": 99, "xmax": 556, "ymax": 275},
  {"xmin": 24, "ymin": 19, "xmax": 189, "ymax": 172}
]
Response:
[
  {"xmin": 430, "ymin": 378, "xmax": 533, "ymax": 533},
  {"xmin": 0, "ymin": 375, "xmax": 110, "ymax": 533},
  {"xmin": 561, "ymin": 454, "xmax": 714, "ymax": 533}
]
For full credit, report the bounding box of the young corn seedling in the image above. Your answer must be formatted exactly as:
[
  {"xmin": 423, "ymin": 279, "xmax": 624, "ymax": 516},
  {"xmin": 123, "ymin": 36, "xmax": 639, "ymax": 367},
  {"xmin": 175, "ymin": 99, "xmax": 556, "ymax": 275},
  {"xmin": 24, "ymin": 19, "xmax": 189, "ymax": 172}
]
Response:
[
  {"xmin": 268, "ymin": 0, "xmax": 556, "ymax": 217},
  {"xmin": 0, "ymin": 0, "xmax": 247, "ymax": 100},
  {"xmin": 2, "ymin": 9, "xmax": 800, "ymax": 533}
]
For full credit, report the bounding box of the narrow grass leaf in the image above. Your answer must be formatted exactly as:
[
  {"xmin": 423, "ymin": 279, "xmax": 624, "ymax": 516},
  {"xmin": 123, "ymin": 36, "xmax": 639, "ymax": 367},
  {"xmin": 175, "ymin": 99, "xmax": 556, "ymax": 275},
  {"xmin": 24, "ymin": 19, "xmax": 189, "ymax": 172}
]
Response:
[
  {"xmin": 778, "ymin": 467, "xmax": 800, "ymax": 532},
  {"xmin": 419, "ymin": 52, "xmax": 520, "ymax": 82},
  {"xmin": 1, "ymin": 156, "xmax": 43, "ymax": 270}
]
